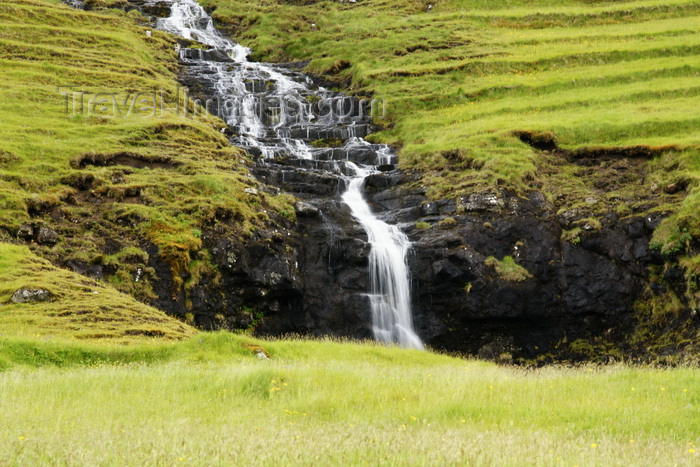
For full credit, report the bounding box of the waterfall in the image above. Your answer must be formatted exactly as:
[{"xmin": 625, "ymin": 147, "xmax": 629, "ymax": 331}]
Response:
[
  {"xmin": 342, "ymin": 163, "xmax": 423, "ymax": 349},
  {"xmin": 155, "ymin": 0, "xmax": 423, "ymax": 349}
]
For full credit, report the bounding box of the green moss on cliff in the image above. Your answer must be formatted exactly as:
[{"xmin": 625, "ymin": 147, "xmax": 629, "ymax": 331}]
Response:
[
  {"xmin": 485, "ymin": 255, "xmax": 532, "ymax": 282},
  {"xmin": 0, "ymin": 243, "xmax": 195, "ymax": 342}
]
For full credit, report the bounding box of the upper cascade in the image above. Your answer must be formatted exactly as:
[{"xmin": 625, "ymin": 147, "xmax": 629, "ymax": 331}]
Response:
[{"xmin": 157, "ymin": 0, "xmax": 248, "ymax": 59}]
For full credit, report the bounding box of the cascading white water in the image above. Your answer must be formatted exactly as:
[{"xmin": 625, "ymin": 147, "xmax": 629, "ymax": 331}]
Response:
[
  {"xmin": 342, "ymin": 162, "xmax": 423, "ymax": 349},
  {"xmin": 155, "ymin": 0, "xmax": 423, "ymax": 349}
]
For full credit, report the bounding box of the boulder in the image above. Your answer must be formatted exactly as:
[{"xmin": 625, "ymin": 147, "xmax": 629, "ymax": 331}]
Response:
[
  {"xmin": 458, "ymin": 192, "xmax": 503, "ymax": 212},
  {"xmin": 17, "ymin": 223, "xmax": 34, "ymax": 240},
  {"xmin": 36, "ymin": 225, "xmax": 58, "ymax": 245},
  {"xmin": 11, "ymin": 287, "xmax": 52, "ymax": 303}
]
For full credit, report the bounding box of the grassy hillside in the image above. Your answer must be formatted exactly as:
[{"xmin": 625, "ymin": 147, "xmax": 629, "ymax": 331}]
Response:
[
  {"xmin": 204, "ymin": 0, "xmax": 699, "ymax": 343},
  {"xmin": 204, "ymin": 0, "xmax": 698, "ymax": 233},
  {"xmin": 0, "ymin": 243, "xmax": 195, "ymax": 341},
  {"xmin": 0, "ymin": 0, "xmax": 295, "ymax": 339},
  {"xmin": 0, "ymin": 333, "xmax": 698, "ymax": 464}
]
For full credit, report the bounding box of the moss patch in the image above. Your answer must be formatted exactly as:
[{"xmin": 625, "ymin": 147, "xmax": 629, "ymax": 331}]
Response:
[{"xmin": 485, "ymin": 255, "xmax": 532, "ymax": 282}]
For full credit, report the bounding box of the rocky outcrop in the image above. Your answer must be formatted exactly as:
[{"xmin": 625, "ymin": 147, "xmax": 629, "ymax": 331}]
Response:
[
  {"xmin": 250, "ymin": 162, "xmax": 665, "ymax": 360},
  {"xmin": 403, "ymin": 190, "xmax": 662, "ymax": 359},
  {"xmin": 211, "ymin": 153, "xmax": 665, "ymax": 361},
  {"xmin": 17, "ymin": 223, "xmax": 58, "ymax": 245}
]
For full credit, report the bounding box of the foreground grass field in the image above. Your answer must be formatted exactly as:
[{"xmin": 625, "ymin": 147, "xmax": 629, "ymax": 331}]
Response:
[{"xmin": 0, "ymin": 333, "xmax": 697, "ymax": 465}]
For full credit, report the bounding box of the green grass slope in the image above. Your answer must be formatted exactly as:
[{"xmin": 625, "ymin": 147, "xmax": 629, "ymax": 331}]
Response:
[
  {"xmin": 0, "ymin": 333, "xmax": 698, "ymax": 464},
  {"xmin": 0, "ymin": 243, "xmax": 195, "ymax": 342},
  {"xmin": 0, "ymin": 0, "xmax": 295, "ymax": 340},
  {"xmin": 204, "ymin": 0, "xmax": 698, "ymax": 226}
]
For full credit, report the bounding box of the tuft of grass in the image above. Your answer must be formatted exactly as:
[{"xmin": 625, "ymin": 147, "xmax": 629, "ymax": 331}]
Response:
[
  {"xmin": 561, "ymin": 227, "xmax": 583, "ymax": 245},
  {"xmin": 438, "ymin": 217, "xmax": 458, "ymax": 228},
  {"xmin": 485, "ymin": 255, "xmax": 533, "ymax": 282}
]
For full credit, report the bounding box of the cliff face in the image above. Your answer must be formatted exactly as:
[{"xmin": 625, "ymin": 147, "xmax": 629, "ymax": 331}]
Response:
[
  {"xmin": 15, "ymin": 0, "xmax": 693, "ymax": 362},
  {"xmin": 403, "ymin": 189, "xmax": 660, "ymax": 360},
  {"xmin": 155, "ymin": 162, "xmax": 681, "ymax": 362}
]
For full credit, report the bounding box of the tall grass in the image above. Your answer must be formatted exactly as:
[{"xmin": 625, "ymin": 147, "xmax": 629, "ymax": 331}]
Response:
[{"xmin": 0, "ymin": 333, "xmax": 697, "ymax": 465}]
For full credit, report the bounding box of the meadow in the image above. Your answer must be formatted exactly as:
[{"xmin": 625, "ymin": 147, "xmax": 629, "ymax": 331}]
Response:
[{"xmin": 0, "ymin": 332, "xmax": 698, "ymax": 465}]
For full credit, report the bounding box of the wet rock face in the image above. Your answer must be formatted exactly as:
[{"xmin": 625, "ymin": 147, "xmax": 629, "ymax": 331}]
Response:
[
  {"xmin": 230, "ymin": 196, "xmax": 375, "ymax": 340},
  {"xmin": 134, "ymin": 204, "xmax": 373, "ymax": 339},
  {"xmin": 172, "ymin": 159, "xmax": 663, "ymax": 360},
  {"xmin": 347, "ymin": 170, "xmax": 664, "ymax": 357},
  {"xmin": 139, "ymin": 227, "xmax": 304, "ymax": 332},
  {"xmin": 398, "ymin": 188, "xmax": 662, "ymax": 358}
]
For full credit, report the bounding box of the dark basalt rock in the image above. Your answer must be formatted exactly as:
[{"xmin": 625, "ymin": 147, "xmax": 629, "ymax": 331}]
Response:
[
  {"xmin": 66, "ymin": 260, "xmax": 104, "ymax": 281},
  {"xmin": 16, "ymin": 222, "xmax": 59, "ymax": 245},
  {"xmin": 179, "ymin": 48, "xmax": 234, "ymax": 62},
  {"xmin": 236, "ymin": 167, "xmax": 666, "ymax": 359},
  {"xmin": 17, "ymin": 223, "xmax": 34, "ymax": 240},
  {"xmin": 400, "ymin": 188, "xmax": 662, "ymax": 359},
  {"xmin": 138, "ymin": 202, "xmax": 376, "ymax": 340},
  {"xmin": 36, "ymin": 225, "xmax": 59, "ymax": 245},
  {"xmin": 142, "ymin": 165, "xmax": 667, "ymax": 362},
  {"xmin": 294, "ymin": 200, "xmax": 320, "ymax": 217}
]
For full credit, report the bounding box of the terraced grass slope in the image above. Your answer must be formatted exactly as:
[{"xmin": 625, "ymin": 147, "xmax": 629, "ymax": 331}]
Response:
[
  {"xmin": 206, "ymin": 0, "xmax": 698, "ymax": 209},
  {"xmin": 0, "ymin": 0, "xmax": 293, "ymax": 341},
  {"xmin": 204, "ymin": 0, "xmax": 699, "ymax": 330}
]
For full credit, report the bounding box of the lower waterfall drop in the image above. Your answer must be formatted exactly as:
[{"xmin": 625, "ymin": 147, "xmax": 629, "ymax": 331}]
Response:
[{"xmin": 342, "ymin": 163, "xmax": 423, "ymax": 349}]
